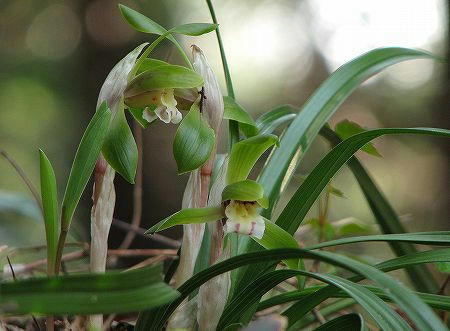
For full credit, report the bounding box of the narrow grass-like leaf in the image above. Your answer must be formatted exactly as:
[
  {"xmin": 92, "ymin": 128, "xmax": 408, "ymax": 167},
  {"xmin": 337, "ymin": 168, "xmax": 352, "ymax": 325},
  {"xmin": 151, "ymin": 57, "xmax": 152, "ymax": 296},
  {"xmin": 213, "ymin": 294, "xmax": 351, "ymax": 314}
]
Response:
[
  {"xmin": 320, "ymin": 125, "xmax": 438, "ymax": 292},
  {"xmin": 39, "ymin": 149, "xmax": 59, "ymax": 274},
  {"xmin": 0, "ymin": 264, "xmax": 178, "ymax": 314},
  {"xmin": 313, "ymin": 314, "xmax": 365, "ymax": 331},
  {"xmin": 102, "ymin": 105, "xmax": 138, "ymax": 183},
  {"xmin": 255, "ymin": 105, "xmax": 297, "ymax": 135},
  {"xmin": 230, "ymin": 47, "xmax": 437, "ymax": 299},
  {"xmin": 61, "ymin": 102, "xmax": 111, "ymax": 227},
  {"xmin": 259, "ymin": 48, "xmax": 434, "ymax": 216},
  {"xmin": 277, "ymin": 127, "xmax": 450, "ymax": 235},
  {"xmin": 173, "ymin": 104, "xmax": 215, "ymax": 174},
  {"xmin": 136, "ymin": 248, "xmax": 446, "ymax": 330},
  {"xmin": 306, "ymin": 232, "xmax": 450, "ymax": 250},
  {"xmin": 145, "ymin": 206, "xmax": 223, "ymax": 234},
  {"xmin": 222, "ymin": 180, "xmax": 267, "ymax": 208},
  {"xmin": 282, "ymin": 248, "xmax": 450, "ymax": 326},
  {"xmin": 227, "ymin": 134, "xmax": 279, "ymax": 184},
  {"xmin": 258, "ymin": 285, "xmax": 450, "ymax": 312},
  {"xmin": 220, "ymin": 270, "xmax": 408, "ymax": 330}
]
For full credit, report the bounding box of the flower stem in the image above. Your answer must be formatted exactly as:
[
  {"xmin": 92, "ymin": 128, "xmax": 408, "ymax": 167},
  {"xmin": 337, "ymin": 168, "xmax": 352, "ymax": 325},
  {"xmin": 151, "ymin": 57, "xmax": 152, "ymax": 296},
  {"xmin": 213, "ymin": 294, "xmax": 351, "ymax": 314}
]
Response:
[{"xmin": 205, "ymin": 0, "xmax": 239, "ymax": 151}]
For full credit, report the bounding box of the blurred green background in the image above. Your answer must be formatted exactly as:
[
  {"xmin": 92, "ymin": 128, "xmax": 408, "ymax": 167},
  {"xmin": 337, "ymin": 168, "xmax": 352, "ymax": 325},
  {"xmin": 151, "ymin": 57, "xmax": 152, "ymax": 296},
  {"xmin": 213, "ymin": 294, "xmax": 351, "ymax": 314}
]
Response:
[{"xmin": 0, "ymin": 0, "xmax": 448, "ymax": 272}]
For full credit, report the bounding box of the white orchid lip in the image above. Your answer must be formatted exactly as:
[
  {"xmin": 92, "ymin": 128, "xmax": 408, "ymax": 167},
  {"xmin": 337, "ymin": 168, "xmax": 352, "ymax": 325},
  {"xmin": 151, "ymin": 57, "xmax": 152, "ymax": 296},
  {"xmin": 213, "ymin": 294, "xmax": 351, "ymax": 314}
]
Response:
[
  {"xmin": 224, "ymin": 200, "xmax": 265, "ymax": 239},
  {"xmin": 142, "ymin": 88, "xmax": 182, "ymax": 124}
]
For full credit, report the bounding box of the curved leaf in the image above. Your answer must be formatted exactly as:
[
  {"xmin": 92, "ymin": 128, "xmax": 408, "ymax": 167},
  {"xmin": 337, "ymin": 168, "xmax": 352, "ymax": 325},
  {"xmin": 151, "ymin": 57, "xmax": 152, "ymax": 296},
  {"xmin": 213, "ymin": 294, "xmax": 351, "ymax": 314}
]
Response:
[
  {"xmin": 259, "ymin": 48, "xmax": 434, "ymax": 215},
  {"xmin": 306, "ymin": 232, "xmax": 450, "ymax": 250},
  {"xmin": 256, "ymin": 105, "xmax": 297, "ymax": 135},
  {"xmin": 227, "ymin": 134, "xmax": 279, "ymax": 184},
  {"xmin": 230, "ymin": 47, "xmax": 438, "ymax": 301},
  {"xmin": 173, "ymin": 104, "xmax": 215, "ymax": 174},
  {"xmin": 146, "ymin": 206, "xmax": 223, "ymax": 234},
  {"xmin": 320, "ymin": 125, "xmax": 437, "ymax": 292},
  {"xmin": 136, "ymin": 248, "xmax": 446, "ymax": 331},
  {"xmin": 277, "ymin": 127, "xmax": 450, "ymax": 235},
  {"xmin": 258, "ymin": 285, "xmax": 450, "ymax": 312},
  {"xmin": 220, "ymin": 270, "xmax": 395, "ymax": 331},
  {"xmin": 0, "ymin": 264, "xmax": 178, "ymax": 314},
  {"xmin": 314, "ymin": 314, "xmax": 365, "ymax": 331},
  {"xmin": 61, "ymin": 102, "xmax": 111, "ymax": 227}
]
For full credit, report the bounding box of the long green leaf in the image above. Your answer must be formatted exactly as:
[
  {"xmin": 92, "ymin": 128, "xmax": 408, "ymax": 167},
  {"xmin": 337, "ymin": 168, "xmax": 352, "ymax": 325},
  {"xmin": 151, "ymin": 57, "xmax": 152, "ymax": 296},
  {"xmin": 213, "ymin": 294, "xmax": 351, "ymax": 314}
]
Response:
[
  {"xmin": 255, "ymin": 105, "xmax": 297, "ymax": 135},
  {"xmin": 146, "ymin": 206, "xmax": 223, "ymax": 234},
  {"xmin": 39, "ymin": 149, "xmax": 59, "ymax": 274},
  {"xmin": 320, "ymin": 125, "xmax": 438, "ymax": 292},
  {"xmin": 306, "ymin": 232, "xmax": 450, "ymax": 250},
  {"xmin": 136, "ymin": 248, "xmax": 447, "ymax": 330},
  {"xmin": 277, "ymin": 127, "xmax": 450, "ymax": 235},
  {"xmin": 283, "ymin": 248, "xmax": 450, "ymax": 327},
  {"xmin": 173, "ymin": 104, "xmax": 215, "ymax": 174},
  {"xmin": 260, "ymin": 48, "xmax": 434, "ymax": 215},
  {"xmin": 220, "ymin": 270, "xmax": 404, "ymax": 331},
  {"xmin": 230, "ymin": 47, "xmax": 435, "ymax": 302},
  {"xmin": 0, "ymin": 264, "xmax": 178, "ymax": 314},
  {"xmin": 258, "ymin": 285, "xmax": 450, "ymax": 312},
  {"xmin": 313, "ymin": 314, "xmax": 365, "ymax": 331},
  {"xmin": 61, "ymin": 102, "xmax": 111, "ymax": 228}
]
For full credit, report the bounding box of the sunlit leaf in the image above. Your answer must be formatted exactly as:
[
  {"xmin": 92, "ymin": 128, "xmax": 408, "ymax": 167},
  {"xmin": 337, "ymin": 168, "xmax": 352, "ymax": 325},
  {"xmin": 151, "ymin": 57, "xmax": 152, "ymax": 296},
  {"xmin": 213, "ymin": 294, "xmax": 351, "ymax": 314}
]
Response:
[{"xmin": 173, "ymin": 104, "xmax": 215, "ymax": 174}]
